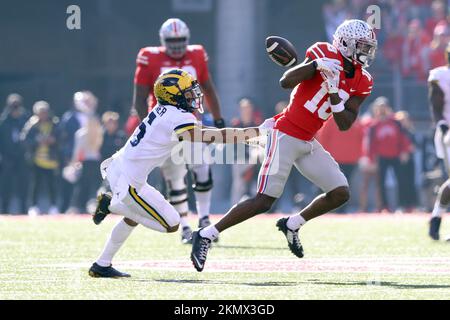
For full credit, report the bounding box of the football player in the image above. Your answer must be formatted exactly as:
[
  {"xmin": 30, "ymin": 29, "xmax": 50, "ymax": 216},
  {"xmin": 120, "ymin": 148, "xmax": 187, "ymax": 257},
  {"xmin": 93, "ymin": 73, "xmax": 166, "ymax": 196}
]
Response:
[
  {"xmin": 190, "ymin": 19, "xmax": 376, "ymax": 272},
  {"xmin": 428, "ymin": 41, "xmax": 450, "ymax": 241},
  {"xmin": 89, "ymin": 69, "xmax": 259, "ymax": 277},
  {"xmin": 130, "ymin": 18, "xmax": 225, "ymax": 244}
]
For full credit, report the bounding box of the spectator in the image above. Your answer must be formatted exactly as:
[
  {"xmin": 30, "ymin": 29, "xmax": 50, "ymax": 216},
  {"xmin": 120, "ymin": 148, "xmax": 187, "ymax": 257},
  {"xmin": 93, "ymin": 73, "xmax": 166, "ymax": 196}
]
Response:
[
  {"xmin": 0, "ymin": 94, "xmax": 29, "ymax": 214},
  {"xmin": 21, "ymin": 101, "xmax": 60, "ymax": 216},
  {"xmin": 401, "ymin": 19, "xmax": 431, "ymax": 80},
  {"xmin": 425, "ymin": 0, "xmax": 448, "ymax": 37},
  {"xmin": 363, "ymin": 97, "xmax": 413, "ymax": 212},
  {"xmin": 70, "ymin": 116, "xmax": 104, "ymax": 213},
  {"xmin": 316, "ymin": 116, "xmax": 365, "ymax": 213},
  {"xmin": 230, "ymin": 98, "xmax": 261, "ymax": 204},
  {"xmin": 100, "ymin": 111, "xmax": 127, "ymax": 160},
  {"xmin": 429, "ymin": 22, "xmax": 450, "ymax": 69},
  {"xmin": 58, "ymin": 91, "xmax": 98, "ymax": 213},
  {"xmin": 395, "ymin": 110, "xmax": 419, "ymax": 212}
]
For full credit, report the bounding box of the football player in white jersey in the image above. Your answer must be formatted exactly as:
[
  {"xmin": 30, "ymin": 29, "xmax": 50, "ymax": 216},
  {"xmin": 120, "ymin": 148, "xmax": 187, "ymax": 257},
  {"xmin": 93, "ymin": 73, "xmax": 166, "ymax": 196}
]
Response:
[
  {"xmin": 428, "ymin": 42, "xmax": 450, "ymax": 241},
  {"xmin": 88, "ymin": 69, "xmax": 260, "ymax": 277}
]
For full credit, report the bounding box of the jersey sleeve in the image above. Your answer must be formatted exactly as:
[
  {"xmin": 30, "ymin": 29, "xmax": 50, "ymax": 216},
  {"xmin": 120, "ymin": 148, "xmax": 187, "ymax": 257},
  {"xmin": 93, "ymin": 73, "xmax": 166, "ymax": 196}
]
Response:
[
  {"xmin": 172, "ymin": 112, "xmax": 199, "ymax": 135},
  {"xmin": 428, "ymin": 68, "xmax": 442, "ymax": 84},
  {"xmin": 134, "ymin": 48, "xmax": 154, "ymax": 86},
  {"xmin": 194, "ymin": 45, "xmax": 210, "ymax": 84},
  {"xmin": 305, "ymin": 42, "xmax": 339, "ymax": 61},
  {"xmin": 355, "ymin": 69, "xmax": 374, "ymax": 97}
]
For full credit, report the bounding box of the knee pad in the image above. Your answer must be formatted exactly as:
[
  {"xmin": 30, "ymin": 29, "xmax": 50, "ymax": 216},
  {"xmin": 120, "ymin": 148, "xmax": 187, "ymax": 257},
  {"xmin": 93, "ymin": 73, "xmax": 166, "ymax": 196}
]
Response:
[
  {"xmin": 166, "ymin": 179, "xmax": 189, "ymax": 214},
  {"xmin": 191, "ymin": 167, "xmax": 213, "ymax": 192}
]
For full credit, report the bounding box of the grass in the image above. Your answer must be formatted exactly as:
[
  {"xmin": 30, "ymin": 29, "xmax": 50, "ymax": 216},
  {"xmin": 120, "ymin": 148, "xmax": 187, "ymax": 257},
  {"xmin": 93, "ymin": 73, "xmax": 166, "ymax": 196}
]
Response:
[{"xmin": 0, "ymin": 213, "xmax": 450, "ymax": 300}]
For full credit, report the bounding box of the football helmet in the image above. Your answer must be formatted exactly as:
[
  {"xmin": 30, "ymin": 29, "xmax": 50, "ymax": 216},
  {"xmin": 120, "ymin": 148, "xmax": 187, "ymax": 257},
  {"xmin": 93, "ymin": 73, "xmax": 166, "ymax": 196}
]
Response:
[
  {"xmin": 333, "ymin": 19, "xmax": 377, "ymax": 68},
  {"xmin": 154, "ymin": 69, "xmax": 203, "ymax": 113},
  {"xmin": 159, "ymin": 18, "xmax": 190, "ymax": 59}
]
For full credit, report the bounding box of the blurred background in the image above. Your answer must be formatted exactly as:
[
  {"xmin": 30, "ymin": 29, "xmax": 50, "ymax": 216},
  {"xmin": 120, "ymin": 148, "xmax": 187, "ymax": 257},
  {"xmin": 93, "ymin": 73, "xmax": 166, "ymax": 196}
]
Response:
[{"xmin": 0, "ymin": 0, "xmax": 449, "ymax": 215}]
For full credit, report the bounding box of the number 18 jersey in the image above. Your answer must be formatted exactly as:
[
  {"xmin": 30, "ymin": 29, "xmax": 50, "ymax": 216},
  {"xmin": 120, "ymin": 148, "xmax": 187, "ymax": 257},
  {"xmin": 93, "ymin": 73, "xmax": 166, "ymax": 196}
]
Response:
[{"xmin": 274, "ymin": 42, "xmax": 373, "ymax": 141}]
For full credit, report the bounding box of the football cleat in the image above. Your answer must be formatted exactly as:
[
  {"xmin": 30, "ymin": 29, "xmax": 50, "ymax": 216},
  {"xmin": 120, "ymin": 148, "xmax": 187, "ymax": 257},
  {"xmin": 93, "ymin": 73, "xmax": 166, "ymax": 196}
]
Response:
[
  {"xmin": 92, "ymin": 193, "xmax": 112, "ymax": 225},
  {"xmin": 429, "ymin": 216, "xmax": 442, "ymax": 241},
  {"xmin": 198, "ymin": 217, "xmax": 219, "ymax": 243},
  {"xmin": 88, "ymin": 263, "xmax": 130, "ymax": 278},
  {"xmin": 190, "ymin": 230, "xmax": 211, "ymax": 272},
  {"xmin": 181, "ymin": 226, "xmax": 193, "ymax": 244},
  {"xmin": 276, "ymin": 217, "xmax": 304, "ymax": 258}
]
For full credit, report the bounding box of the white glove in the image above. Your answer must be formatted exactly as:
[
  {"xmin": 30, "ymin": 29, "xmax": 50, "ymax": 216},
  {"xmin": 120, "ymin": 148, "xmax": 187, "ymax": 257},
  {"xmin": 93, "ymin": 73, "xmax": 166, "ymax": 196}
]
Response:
[
  {"xmin": 320, "ymin": 71, "xmax": 340, "ymax": 94},
  {"xmin": 258, "ymin": 118, "xmax": 275, "ymax": 135},
  {"xmin": 315, "ymin": 58, "xmax": 342, "ymax": 78}
]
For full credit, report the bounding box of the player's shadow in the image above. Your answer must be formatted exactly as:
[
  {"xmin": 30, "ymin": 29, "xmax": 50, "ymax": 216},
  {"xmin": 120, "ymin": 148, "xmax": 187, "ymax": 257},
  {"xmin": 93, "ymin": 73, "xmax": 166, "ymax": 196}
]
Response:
[
  {"xmin": 307, "ymin": 279, "xmax": 450, "ymax": 289},
  {"xmin": 152, "ymin": 279, "xmax": 299, "ymax": 287},
  {"xmin": 213, "ymin": 244, "xmax": 286, "ymax": 251}
]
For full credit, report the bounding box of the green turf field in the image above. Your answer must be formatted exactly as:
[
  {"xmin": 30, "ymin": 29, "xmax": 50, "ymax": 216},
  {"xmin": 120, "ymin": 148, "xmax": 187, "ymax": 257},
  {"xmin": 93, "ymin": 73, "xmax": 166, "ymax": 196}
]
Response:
[{"xmin": 1, "ymin": 213, "xmax": 450, "ymax": 300}]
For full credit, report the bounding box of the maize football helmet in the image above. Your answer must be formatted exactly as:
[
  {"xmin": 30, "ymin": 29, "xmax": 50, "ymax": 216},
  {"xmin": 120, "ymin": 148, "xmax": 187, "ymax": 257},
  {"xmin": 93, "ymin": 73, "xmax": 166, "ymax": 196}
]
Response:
[
  {"xmin": 333, "ymin": 19, "xmax": 377, "ymax": 68},
  {"xmin": 154, "ymin": 68, "xmax": 204, "ymax": 113},
  {"xmin": 159, "ymin": 18, "xmax": 190, "ymax": 59}
]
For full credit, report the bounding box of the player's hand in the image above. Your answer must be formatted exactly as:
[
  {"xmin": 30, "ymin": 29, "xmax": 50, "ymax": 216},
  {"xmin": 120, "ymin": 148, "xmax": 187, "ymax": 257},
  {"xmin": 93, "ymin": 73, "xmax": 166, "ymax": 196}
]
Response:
[
  {"xmin": 214, "ymin": 118, "xmax": 226, "ymax": 129},
  {"xmin": 437, "ymin": 120, "xmax": 449, "ymax": 135},
  {"xmin": 320, "ymin": 71, "xmax": 339, "ymax": 94},
  {"xmin": 315, "ymin": 58, "xmax": 342, "ymax": 78},
  {"xmin": 258, "ymin": 118, "xmax": 275, "ymax": 135}
]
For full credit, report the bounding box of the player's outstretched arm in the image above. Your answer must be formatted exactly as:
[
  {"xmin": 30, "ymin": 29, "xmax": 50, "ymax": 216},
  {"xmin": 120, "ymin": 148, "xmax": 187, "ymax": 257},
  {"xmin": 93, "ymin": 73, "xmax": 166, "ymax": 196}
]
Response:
[
  {"xmin": 201, "ymin": 77, "xmax": 224, "ymax": 126},
  {"xmin": 178, "ymin": 126, "xmax": 260, "ymax": 144}
]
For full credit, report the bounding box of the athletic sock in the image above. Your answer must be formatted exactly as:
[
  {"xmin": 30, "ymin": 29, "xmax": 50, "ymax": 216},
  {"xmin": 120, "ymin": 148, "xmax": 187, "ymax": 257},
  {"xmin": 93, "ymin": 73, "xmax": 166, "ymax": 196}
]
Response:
[
  {"xmin": 286, "ymin": 214, "xmax": 306, "ymax": 230},
  {"xmin": 195, "ymin": 190, "xmax": 212, "ymax": 219},
  {"xmin": 199, "ymin": 224, "xmax": 219, "ymax": 241},
  {"xmin": 179, "ymin": 214, "xmax": 190, "ymax": 229},
  {"xmin": 96, "ymin": 219, "xmax": 135, "ymax": 267},
  {"xmin": 432, "ymin": 202, "xmax": 446, "ymax": 218}
]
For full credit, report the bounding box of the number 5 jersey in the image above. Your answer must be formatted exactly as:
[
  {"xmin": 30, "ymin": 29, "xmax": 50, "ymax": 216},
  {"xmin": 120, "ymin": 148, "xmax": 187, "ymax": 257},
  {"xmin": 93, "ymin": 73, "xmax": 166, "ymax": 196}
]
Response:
[{"xmin": 274, "ymin": 42, "xmax": 373, "ymax": 141}]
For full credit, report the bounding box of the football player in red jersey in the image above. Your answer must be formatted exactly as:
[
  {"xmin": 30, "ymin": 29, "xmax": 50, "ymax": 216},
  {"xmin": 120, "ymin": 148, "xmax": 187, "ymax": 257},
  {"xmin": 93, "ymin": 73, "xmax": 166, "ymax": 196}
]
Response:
[
  {"xmin": 129, "ymin": 18, "xmax": 225, "ymax": 244},
  {"xmin": 191, "ymin": 19, "xmax": 377, "ymax": 272}
]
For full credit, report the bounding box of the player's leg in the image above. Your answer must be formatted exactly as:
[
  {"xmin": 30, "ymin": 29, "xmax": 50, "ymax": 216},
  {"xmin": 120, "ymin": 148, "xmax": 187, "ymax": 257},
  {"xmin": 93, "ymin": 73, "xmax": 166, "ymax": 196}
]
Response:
[
  {"xmin": 160, "ymin": 158, "xmax": 191, "ymax": 243},
  {"xmin": 429, "ymin": 179, "xmax": 450, "ymax": 240},
  {"xmin": 189, "ymin": 163, "xmax": 214, "ymax": 228},
  {"xmin": 277, "ymin": 139, "xmax": 349, "ymax": 257},
  {"xmin": 191, "ymin": 130, "xmax": 295, "ymax": 271}
]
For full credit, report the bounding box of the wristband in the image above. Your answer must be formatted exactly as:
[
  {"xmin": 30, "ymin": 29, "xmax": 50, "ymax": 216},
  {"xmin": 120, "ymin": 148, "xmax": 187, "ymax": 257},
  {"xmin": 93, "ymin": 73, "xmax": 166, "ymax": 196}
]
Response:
[{"xmin": 331, "ymin": 101, "xmax": 345, "ymax": 113}]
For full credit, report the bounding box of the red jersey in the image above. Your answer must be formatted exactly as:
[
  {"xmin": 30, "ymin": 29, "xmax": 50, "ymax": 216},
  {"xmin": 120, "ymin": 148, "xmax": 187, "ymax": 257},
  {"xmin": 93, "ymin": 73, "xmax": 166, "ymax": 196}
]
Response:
[
  {"xmin": 134, "ymin": 44, "xmax": 210, "ymax": 109},
  {"xmin": 274, "ymin": 42, "xmax": 373, "ymax": 141}
]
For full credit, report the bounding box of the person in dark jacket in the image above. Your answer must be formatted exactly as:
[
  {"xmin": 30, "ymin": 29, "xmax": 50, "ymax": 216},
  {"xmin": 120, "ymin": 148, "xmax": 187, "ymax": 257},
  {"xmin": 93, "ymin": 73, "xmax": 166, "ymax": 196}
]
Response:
[
  {"xmin": 21, "ymin": 101, "xmax": 60, "ymax": 215},
  {"xmin": 0, "ymin": 94, "xmax": 29, "ymax": 214}
]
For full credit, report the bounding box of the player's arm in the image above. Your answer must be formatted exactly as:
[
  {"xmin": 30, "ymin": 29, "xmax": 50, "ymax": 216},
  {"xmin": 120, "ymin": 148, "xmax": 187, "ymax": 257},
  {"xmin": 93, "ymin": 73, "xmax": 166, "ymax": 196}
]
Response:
[
  {"xmin": 330, "ymin": 94, "xmax": 365, "ymax": 131},
  {"xmin": 201, "ymin": 76, "xmax": 224, "ymax": 127},
  {"xmin": 133, "ymin": 84, "xmax": 151, "ymax": 121},
  {"xmin": 279, "ymin": 57, "xmax": 315, "ymax": 89},
  {"xmin": 280, "ymin": 56, "xmax": 343, "ymax": 89},
  {"xmin": 177, "ymin": 125, "xmax": 260, "ymax": 144},
  {"xmin": 429, "ymin": 80, "xmax": 446, "ymax": 129}
]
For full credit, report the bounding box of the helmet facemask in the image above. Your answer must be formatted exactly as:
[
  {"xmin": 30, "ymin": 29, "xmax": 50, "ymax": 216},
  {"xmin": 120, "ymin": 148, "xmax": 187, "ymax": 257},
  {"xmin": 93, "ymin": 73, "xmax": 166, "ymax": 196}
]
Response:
[
  {"xmin": 163, "ymin": 37, "xmax": 189, "ymax": 59},
  {"xmin": 179, "ymin": 81, "xmax": 204, "ymax": 114},
  {"xmin": 354, "ymin": 39, "xmax": 377, "ymax": 68}
]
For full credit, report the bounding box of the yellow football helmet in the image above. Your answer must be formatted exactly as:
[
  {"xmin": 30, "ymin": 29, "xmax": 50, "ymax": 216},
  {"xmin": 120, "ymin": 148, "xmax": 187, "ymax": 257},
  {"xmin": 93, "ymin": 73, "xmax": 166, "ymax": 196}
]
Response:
[{"xmin": 154, "ymin": 69, "xmax": 204, "ymax": 113}]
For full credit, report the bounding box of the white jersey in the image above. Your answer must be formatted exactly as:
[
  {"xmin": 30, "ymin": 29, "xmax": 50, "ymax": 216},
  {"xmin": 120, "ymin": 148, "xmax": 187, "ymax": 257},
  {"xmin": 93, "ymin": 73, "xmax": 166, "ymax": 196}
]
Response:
[
  {"xmin": 109, "ymin": 104, "xmax": 197, "ymax": 187},
  {"xmin": 428, "ymin": 66, "xmax": 450, "ymax": 124}
]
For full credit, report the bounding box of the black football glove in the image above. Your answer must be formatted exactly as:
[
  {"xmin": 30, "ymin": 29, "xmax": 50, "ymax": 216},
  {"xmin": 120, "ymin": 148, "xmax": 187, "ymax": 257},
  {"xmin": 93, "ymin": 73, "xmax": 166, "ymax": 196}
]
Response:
[
  {"xmin": 214, "ymin": 118, "xmax": 226, "ymax": 129},
  {"xmin": 438, "ymin": 120, "xmax": 449, "ymax": 135}
]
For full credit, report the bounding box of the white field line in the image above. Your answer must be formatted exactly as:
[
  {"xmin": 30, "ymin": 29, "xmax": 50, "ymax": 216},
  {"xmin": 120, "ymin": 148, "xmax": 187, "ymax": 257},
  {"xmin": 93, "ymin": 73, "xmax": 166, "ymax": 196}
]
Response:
[{"xmin": 34, "ymin": 257, "xmax": 450, "ymax": 275}]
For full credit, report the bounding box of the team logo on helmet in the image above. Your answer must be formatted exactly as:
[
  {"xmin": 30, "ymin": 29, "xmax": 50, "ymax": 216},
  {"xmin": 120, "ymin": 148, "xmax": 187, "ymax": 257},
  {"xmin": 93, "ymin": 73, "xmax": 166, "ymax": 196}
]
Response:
[
  {"xmin": 333, "ymin": 19, "xmax": 377, "ymax": 68},
  {"xmin": 154, "ymin": 68, "xmax": 203, "ymax": 113}
]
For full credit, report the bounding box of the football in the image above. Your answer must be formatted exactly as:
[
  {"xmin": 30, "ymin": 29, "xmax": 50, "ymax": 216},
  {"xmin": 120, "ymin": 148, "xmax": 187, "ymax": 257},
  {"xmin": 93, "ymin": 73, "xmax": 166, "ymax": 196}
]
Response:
[{"xmin": 265, "ymin": 36, "xmax": 298, "ymax": 67}]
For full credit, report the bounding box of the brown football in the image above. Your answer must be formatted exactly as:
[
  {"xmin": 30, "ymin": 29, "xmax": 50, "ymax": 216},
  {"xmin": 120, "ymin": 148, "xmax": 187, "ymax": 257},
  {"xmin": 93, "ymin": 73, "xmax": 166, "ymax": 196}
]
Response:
[{"xmin": 265, "ymin": 36, "xmax": 298, "ymax": 67}]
